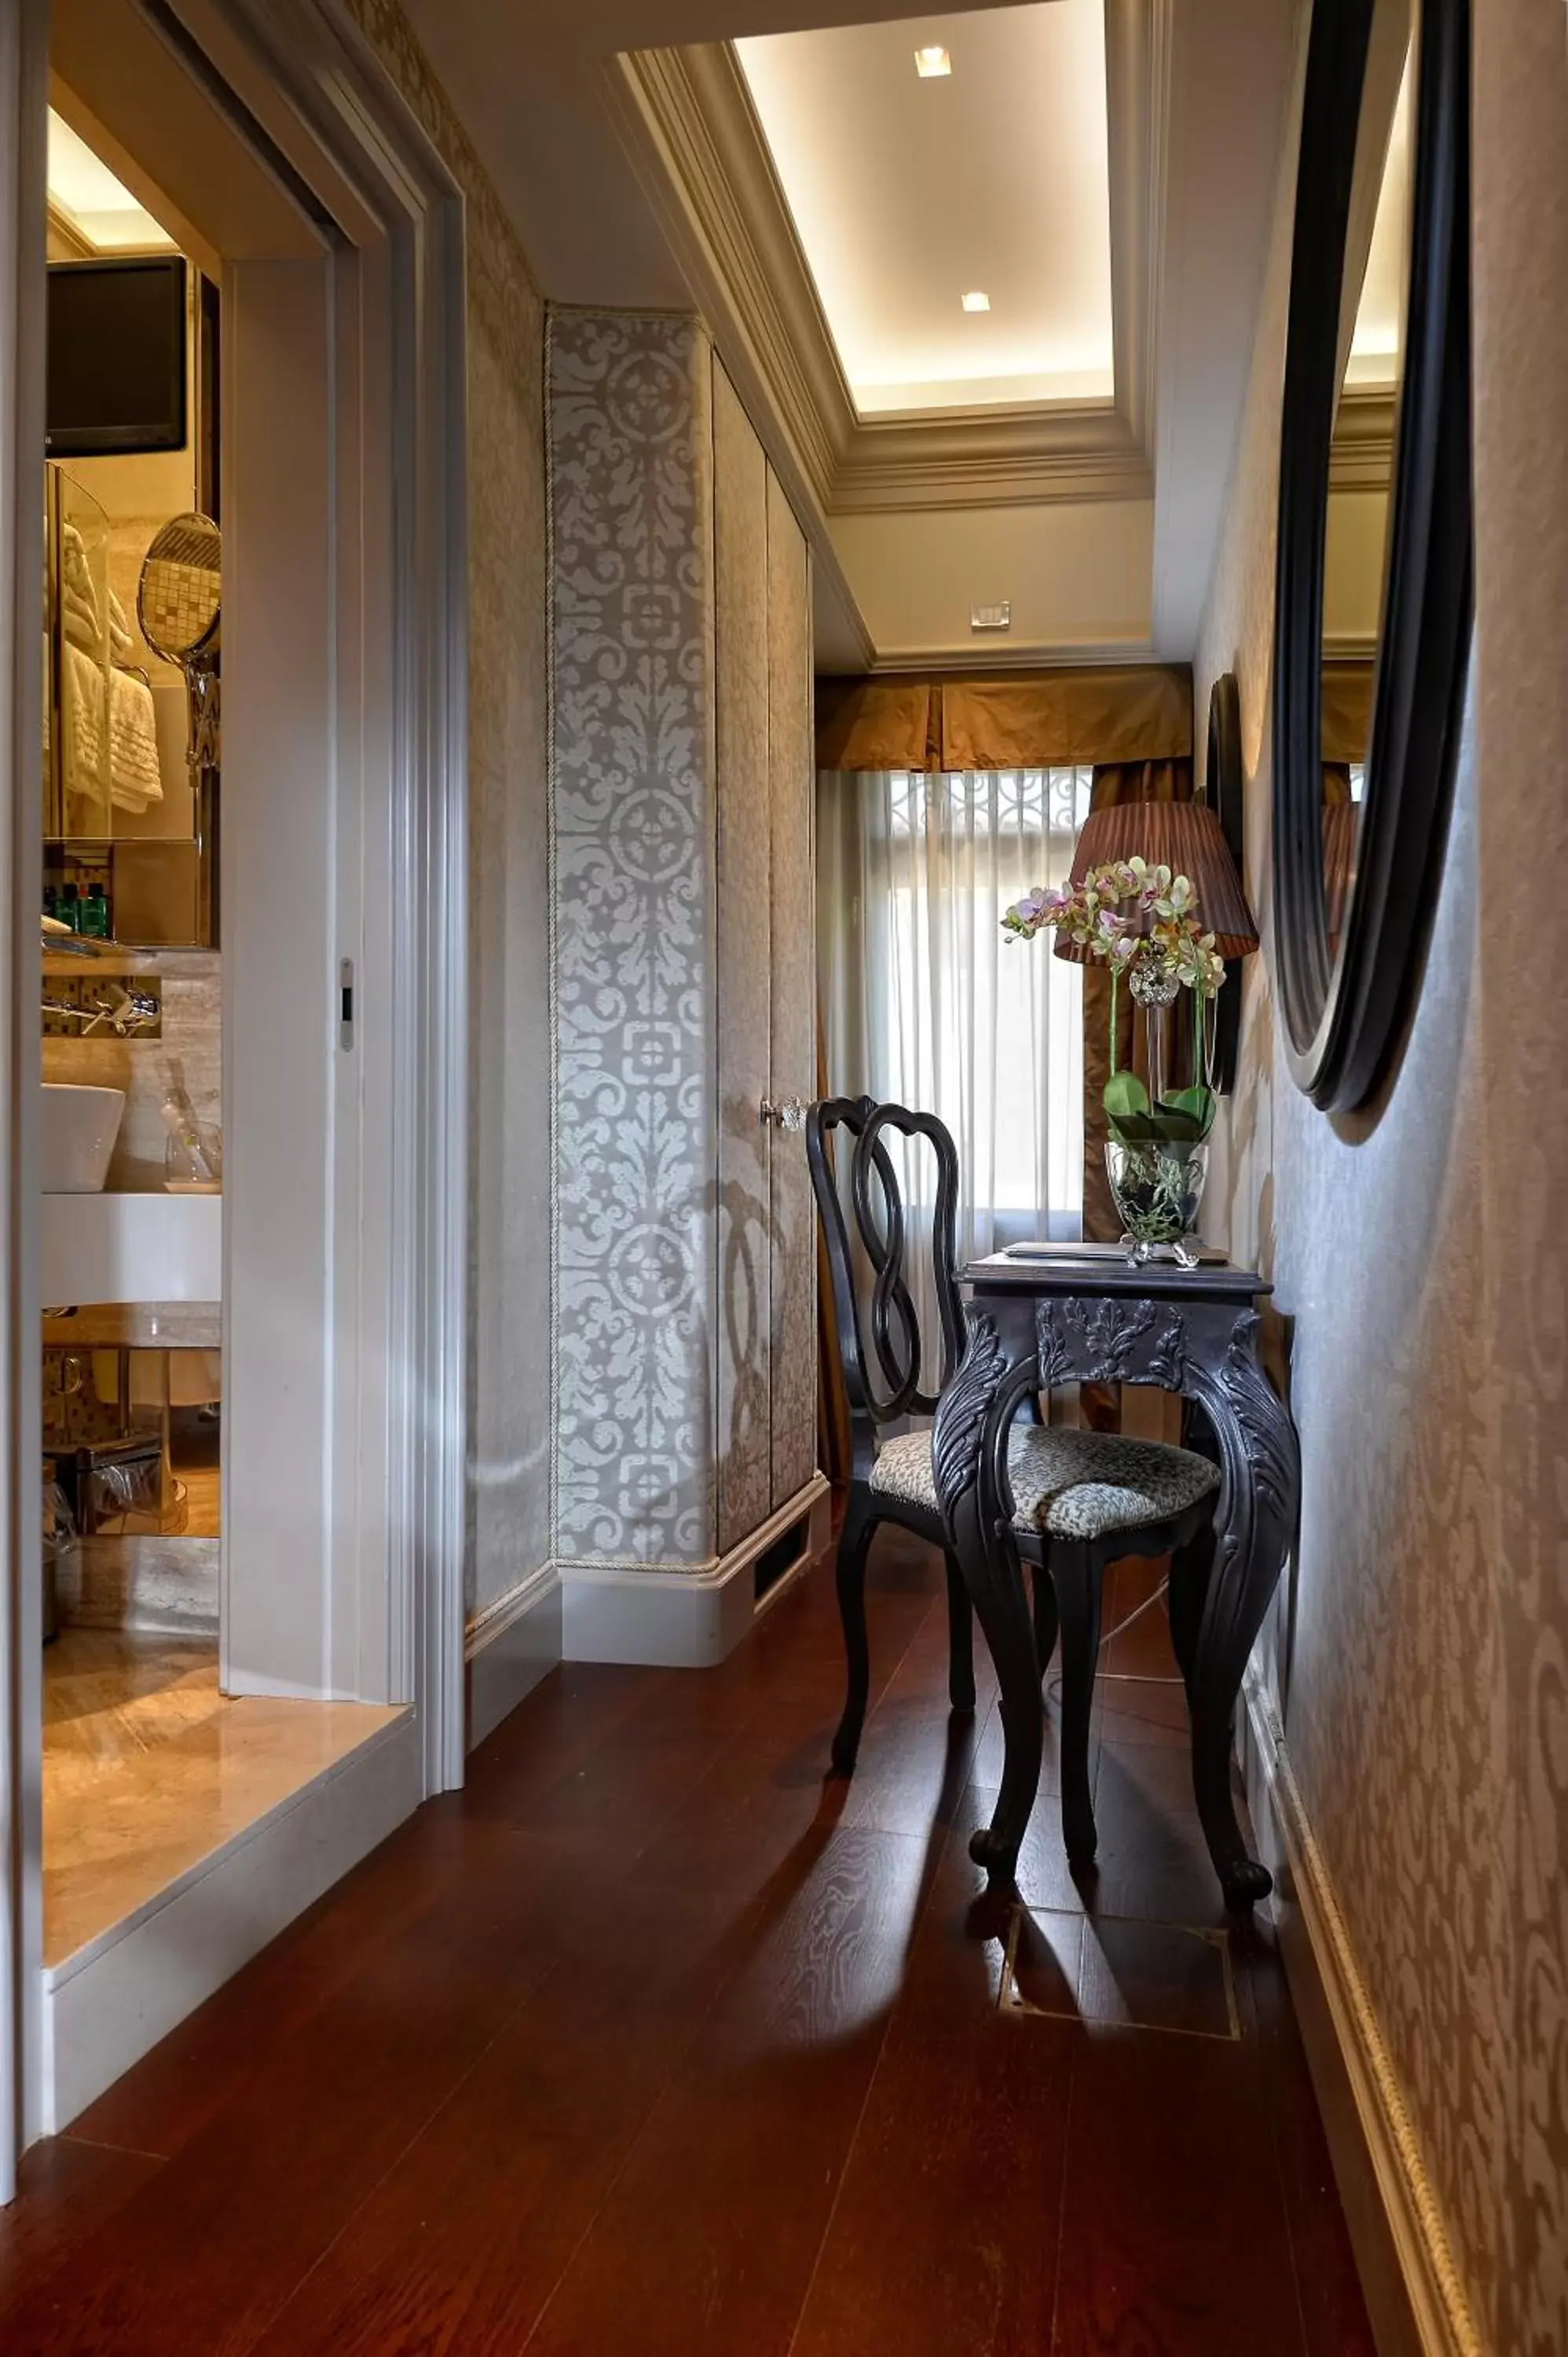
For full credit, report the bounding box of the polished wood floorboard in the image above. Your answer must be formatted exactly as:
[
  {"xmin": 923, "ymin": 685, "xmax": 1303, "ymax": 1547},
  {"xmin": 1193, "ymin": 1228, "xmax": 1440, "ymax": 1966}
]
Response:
[{"xmin": 0, "ymin": 1530, "xmax": 1376, "ymax": 2356}]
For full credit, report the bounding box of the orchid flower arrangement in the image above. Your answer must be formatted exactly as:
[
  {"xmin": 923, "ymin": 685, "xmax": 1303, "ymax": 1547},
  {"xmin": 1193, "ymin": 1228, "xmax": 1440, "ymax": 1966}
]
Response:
[{"xmin": 1003, "ymin": 857, "xmax": 1227, "ymax": 1146}]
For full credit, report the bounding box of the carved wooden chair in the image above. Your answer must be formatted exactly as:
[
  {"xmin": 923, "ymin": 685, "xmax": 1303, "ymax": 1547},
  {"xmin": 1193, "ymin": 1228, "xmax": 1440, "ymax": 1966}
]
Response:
[{"xmin": 808, "ymin": 1095, "xmax": 1222, "ymax": 1868}]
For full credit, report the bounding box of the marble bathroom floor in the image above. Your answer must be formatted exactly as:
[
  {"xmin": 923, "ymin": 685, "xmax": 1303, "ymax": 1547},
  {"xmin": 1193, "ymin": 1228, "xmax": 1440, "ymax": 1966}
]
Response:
[{"xmin": 43, "ymin": 1629, "xmax": 405, "ymax": 1968}]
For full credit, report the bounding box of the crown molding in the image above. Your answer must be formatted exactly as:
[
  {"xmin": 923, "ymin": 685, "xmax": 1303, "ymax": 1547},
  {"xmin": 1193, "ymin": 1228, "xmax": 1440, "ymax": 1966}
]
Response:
[
  {"xmin": 605, "ymin": 40, "xmax": 845, "ymax": 514},
  {"xmin": 863, "ymin": 636, "xmax": 1160, "ymax": 676},
  {"xmin": 1106, "ymin": 0, "xmax": 1168, "ymax": 466},
  {"xmin": 1330, "ymin": 386, "xmax": 1397, "ymax": 491},
  {"xmin": 609, "ymin": 7, "xmax": 1167, "ymax": 522},
  {"xmin": 46, "ymin": 201, "xmax": 95, "ymax": 258}
]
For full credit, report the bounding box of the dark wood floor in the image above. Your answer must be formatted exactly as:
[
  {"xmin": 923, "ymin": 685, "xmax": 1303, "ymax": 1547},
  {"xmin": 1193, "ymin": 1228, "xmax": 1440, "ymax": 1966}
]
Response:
[{"xmin": 0, "ymin": 1527, "xmax": 1375, "ymax": 2356}]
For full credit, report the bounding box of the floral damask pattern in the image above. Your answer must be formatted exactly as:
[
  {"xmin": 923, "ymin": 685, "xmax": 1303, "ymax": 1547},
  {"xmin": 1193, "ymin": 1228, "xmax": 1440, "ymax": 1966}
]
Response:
[{"xmin": 549, "ymin": 313, "xmax": 716, "ymax": 1563}]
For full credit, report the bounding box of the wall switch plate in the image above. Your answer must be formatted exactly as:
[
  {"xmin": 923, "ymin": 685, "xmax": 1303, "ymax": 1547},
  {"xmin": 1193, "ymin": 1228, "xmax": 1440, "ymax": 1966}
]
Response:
[{"xmin": 970, "ymin": 601, "xmax": 1012, "ymax": 632}]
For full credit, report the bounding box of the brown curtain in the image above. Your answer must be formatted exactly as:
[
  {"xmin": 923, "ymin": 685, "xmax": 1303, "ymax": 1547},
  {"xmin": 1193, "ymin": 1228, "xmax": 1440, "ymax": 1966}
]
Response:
[
  {"xmin": 815, "ymin": 665, "xmax": 1192, "ymax": 772},
  {"xmin": 815, "ymin": 677, "xmax": 936, "ymax": 772},
  {"xmin": 1080, "ymin": 760, "xmax": 1196, "ymax": 1245},
  {"xmin": 1321, "ymin": 661, "xmax": 1374, "ymax": 764}
]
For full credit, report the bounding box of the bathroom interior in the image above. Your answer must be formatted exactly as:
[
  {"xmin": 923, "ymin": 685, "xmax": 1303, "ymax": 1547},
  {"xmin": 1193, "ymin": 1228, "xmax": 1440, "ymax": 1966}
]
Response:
[{"xmin": 38, "ymin": 76, "xmax": 401, "ymax": 2092}]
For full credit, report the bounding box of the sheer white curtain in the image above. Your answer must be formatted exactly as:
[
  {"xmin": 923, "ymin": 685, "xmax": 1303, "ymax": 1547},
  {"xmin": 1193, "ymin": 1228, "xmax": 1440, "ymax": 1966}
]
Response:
[{"xmin": 818, "ymin": 767, "xmax": 1090, "ymax": 1369}]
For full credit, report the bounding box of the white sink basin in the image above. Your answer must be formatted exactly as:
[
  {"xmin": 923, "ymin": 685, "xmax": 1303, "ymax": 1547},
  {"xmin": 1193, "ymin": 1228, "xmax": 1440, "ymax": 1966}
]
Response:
[{"xmin": 41, "ymin": 1083, "xmax": 125, "ymax": 1193}]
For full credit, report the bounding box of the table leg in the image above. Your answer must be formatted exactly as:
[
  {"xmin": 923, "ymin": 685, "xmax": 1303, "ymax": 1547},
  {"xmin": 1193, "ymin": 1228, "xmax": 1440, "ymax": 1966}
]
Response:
[
  {"xmin": 1187, "ymin": 1316, "xmax": 1302, "ymax": 1907},
  {"xmin": 932, "ymin": 1316, "xmax": 1042, "ymax": 1884}
]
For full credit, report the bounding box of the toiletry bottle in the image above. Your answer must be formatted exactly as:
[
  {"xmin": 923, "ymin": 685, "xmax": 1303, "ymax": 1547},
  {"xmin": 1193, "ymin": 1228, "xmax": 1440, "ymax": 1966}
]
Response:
[
  {"xmin": 42, "ymin": 885, "xmax": 57, "ymax": 923},
  {"xmin": 60, "ymin": 882, "xmax": 79, "ymax": 932},
  {"xmin": 77, "ymin": 885, "xmax": 107, "ymax": 940}
]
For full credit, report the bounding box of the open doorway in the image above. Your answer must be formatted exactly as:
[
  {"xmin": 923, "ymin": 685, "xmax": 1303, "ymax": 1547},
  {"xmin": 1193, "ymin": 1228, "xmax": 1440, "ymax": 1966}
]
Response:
[
  {"xmin": 2, "ymin": 0, "xmax": 470, "ymax": 2167},
  {"xmin": 40, "ymin": 105, "xmax": 405, "ymax": 2007}
]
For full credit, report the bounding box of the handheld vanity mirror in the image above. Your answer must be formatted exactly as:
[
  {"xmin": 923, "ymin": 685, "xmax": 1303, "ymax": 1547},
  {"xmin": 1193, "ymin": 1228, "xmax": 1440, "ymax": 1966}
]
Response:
[{"xmin": 137, "ymin": 510, "xmax": 221, "ymax": 772}]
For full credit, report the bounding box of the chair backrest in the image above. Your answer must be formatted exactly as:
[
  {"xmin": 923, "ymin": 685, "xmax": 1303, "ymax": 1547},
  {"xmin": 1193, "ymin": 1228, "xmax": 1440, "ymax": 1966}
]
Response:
[{"xmin": 806, "ymin": 1097, "xmax": 965, "ymax": 1463}]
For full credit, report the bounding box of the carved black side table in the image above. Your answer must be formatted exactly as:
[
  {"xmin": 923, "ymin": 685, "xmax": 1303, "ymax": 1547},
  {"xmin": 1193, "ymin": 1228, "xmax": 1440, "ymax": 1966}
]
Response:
[{"xmin": 932, "ymin": 1255, "xmax": 1300, "ymax": 1908}]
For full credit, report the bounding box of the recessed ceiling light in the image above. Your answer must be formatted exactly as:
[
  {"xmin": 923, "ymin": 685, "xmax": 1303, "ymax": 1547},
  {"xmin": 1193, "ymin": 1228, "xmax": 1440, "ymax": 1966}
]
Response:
[
  {"xmin": 46, "ymin": 110, "xmax": 175, "ymax": 251},
  {"xmin": 962, "ymin": 291, "xmax": 991, "ymax": 313},
  {"xmin": 914, "ymin": 46, "xmax": 951, "ymax": 78}
]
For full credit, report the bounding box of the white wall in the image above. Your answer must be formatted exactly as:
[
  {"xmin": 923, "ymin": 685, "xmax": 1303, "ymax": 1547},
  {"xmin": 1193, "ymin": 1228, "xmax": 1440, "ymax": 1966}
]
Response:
[{"xmin": 828, "ymin": 497, "xmax": 1153, "ymax": 666}]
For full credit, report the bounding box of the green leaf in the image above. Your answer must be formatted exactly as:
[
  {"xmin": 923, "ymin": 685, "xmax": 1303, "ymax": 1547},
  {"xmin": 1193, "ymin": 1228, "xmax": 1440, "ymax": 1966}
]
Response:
[
  {"xmin": 1106, "ymin": 1112, "xmax": 1159, "ymax": 1144},
  {"xmin": 1148, "ymin": 1109, "xmax": 1207, "ymax": 1142},
  {"xmin": 1157, "ymin": 1084, "xmax": 1217, "ymax": 1141},
  {"xmin": 1102, "ymin": 1069, "xmax": 1150, "ymax": 1122}
]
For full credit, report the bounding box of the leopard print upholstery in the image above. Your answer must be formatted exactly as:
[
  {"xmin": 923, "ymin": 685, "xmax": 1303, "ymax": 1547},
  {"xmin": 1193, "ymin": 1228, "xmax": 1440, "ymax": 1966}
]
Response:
[{"xmin": 869, "ymin": 1423, "xmax": 1219, "ymax": 1541}]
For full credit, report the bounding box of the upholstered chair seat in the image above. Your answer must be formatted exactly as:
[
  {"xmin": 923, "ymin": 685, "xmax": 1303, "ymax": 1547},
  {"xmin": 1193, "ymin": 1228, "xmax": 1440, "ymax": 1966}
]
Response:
[
  {"xmin": 870, "ymin": 1425, "xmax": 1220, "ymax": 1541},
  {"xmin": 807, "ymin": 1094, "xmax": 1223, "ymax": 1864}
]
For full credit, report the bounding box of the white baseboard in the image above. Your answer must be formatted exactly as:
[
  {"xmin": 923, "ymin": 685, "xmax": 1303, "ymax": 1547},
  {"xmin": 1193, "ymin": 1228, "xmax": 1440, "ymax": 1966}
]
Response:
[
  {"xmin": 464, "ymin": 1563, "xmax": 562, "ymax": 1749},
  {"xmin": 43, "ymin": 1709, "xmax": 421, "ymax": 2132},
  {"xmin": 1240, "ymin": 1674, "xmax": 1482, "ymax": 2357},
  {"xmin": 559, "ymin": 1475, "xmax": 831, "ymax": 1667}
]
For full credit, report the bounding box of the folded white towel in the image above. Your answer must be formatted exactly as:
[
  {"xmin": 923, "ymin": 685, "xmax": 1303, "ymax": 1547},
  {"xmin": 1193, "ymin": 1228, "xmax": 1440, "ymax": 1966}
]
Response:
[
  {"xmin": 109, "ymin": 668, "xmax": 163, "ymax": 812},
  {"xmin": 108, "ymin": 588, "xmax": 133, "ymax": 658},
  {"xmin": 59, "ymin": 521, "xmax": 101, "ymax": 636},
  {"xmin": 62, "ymin": 638, "xmax": 109, "ymax": 812},
  {"xmin": 62, "ymin": 581, "xmax": 101, "ymax": 653}
]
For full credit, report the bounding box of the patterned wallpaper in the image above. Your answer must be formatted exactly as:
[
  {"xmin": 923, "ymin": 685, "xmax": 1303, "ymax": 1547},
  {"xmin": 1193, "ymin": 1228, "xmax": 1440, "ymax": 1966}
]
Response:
[
  {"xmin": 340, "ymin": 0, "xmax": 553, "ymax": 1622},
  {"xmin": 548, "ymin": 313, "xmax": 718, "ymax": 1567},
  {"xmin": 1195, "ymin": 2, "xmax": 1568, "ymax": 2349}
]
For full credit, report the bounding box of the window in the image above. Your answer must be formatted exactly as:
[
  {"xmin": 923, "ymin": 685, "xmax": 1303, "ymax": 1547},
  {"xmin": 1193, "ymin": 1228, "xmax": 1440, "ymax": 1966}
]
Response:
[{"xmin": 819, "ymin": 766, "xmax": 1093, "ymax": 1257}]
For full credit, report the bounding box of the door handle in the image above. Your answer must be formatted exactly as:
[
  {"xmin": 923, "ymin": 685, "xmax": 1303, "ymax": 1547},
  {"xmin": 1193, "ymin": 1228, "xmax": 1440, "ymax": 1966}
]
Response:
[{"xmin": 760, "ymin": 1094, "xmax": 806, "ymax": 1132}]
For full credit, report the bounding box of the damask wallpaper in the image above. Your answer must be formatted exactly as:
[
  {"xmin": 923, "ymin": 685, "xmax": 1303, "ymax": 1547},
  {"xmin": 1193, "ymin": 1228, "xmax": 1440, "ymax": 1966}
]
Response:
[
  {"xmin": 1195, "ymin": 2, "xmax": 1568, "ymax": 2348},
  {"xmin": 340, "ymin": 0, "xmax": 553, "ymax": 1625},
  {"xmin": 548, "ymin": 313, "xmax": 718, "ymax": 1567}
]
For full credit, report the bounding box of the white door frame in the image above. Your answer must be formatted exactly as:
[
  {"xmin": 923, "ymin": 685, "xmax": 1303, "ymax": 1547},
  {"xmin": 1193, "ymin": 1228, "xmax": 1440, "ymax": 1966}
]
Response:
[
  {"xmin": 0, "ymin": 0, "xmax": 50, "ymax": 2209},
  {"xmin": 0, "ymin": 0, "xmax": 469, "ymax": 2188}
]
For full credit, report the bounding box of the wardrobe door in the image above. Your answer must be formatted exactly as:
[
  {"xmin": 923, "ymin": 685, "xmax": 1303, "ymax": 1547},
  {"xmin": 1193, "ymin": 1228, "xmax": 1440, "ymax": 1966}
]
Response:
[
  {"xmin": 766, "ymin": 470, "xmax": 817, "ymax": 1508},
  {"xmin": 713, "ymin": 367, "xmax": 774, "ymax": 1554}
]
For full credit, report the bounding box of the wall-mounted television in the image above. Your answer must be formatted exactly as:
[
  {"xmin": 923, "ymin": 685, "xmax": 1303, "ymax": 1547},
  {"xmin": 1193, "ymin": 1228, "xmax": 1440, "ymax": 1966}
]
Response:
[{"xmin": 46, "ymin": 255, "xmax": 187, "ymax": 458}]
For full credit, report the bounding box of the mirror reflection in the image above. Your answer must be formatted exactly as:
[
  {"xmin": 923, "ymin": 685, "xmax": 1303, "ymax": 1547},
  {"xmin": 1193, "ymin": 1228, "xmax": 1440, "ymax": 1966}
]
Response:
[{"xmin": 1321, "ymin": 0, "xmax": 1413, "ymax": 956}]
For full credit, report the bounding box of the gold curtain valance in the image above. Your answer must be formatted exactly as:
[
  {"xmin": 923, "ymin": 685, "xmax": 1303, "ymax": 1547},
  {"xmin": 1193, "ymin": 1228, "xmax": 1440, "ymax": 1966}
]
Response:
[
  {"xmin": 815, "ymin": 664, "xmax": 1193, "ymax": 773},
  {"xmin": 1321, "ymin": 659, "xmax": 1376, "ymax": 764},
  {"xmin": 814, "ymin": 677, "xmax": 936, "ymax": 772}
]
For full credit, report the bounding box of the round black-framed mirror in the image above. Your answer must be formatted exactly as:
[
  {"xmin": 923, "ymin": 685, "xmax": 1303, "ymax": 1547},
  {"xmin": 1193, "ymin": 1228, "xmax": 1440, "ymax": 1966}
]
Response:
[
  {"xmin": 1206, "ymin": 673, "xmax": 1245, "ymax": 1095},
  {"xmin": 1272, "ymin": 0, "xmax": 1471, "ymax": 1111}
]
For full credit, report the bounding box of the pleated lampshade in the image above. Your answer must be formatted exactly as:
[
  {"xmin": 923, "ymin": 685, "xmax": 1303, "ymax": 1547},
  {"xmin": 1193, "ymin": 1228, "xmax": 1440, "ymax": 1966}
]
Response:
[{"xmin": 1051, "ymin": 799, "xmax": 1260, "ymax": 963}]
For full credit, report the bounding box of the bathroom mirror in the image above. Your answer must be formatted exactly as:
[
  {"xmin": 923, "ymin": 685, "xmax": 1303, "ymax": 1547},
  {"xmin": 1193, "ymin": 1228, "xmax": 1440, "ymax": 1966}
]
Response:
[{"xmin": 1272, "ymin": 0, "xmax": 1471, "ymax": 1110}]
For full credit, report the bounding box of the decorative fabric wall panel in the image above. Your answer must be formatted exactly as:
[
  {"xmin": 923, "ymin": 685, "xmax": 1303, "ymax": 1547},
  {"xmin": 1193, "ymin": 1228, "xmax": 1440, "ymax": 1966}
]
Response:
[
  {"xmin": 713, "ymin": 365, "xmax": 774, "ymax": 1555},
  {"xmin": 548, "ymin": 312, "xmax": 716, "ymax": 1566},
  {"xmin": 767, "ymin": 470, "xmax": 818, "ymax": 1509}
]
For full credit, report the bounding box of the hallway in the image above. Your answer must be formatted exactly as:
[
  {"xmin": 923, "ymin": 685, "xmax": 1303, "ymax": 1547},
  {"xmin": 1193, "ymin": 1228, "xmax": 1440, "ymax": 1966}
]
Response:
[{"xmin": 0, "ymin": 1530, "xmax": 1372, "ymax": 2355}]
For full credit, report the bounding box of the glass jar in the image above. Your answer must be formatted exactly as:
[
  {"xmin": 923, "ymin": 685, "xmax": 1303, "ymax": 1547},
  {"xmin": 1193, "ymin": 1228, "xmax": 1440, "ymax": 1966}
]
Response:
[{"xmin": 1105, "ymin": 1138, "xmax": 1209, "ymax": 1261}]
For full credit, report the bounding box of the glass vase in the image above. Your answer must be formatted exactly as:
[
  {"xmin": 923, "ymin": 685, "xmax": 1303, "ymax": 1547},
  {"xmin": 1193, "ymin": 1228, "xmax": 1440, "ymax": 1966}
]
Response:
[{"xmin": 1105, "ymin": 1138, "xmax": 1209, "ymax": 1265}]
